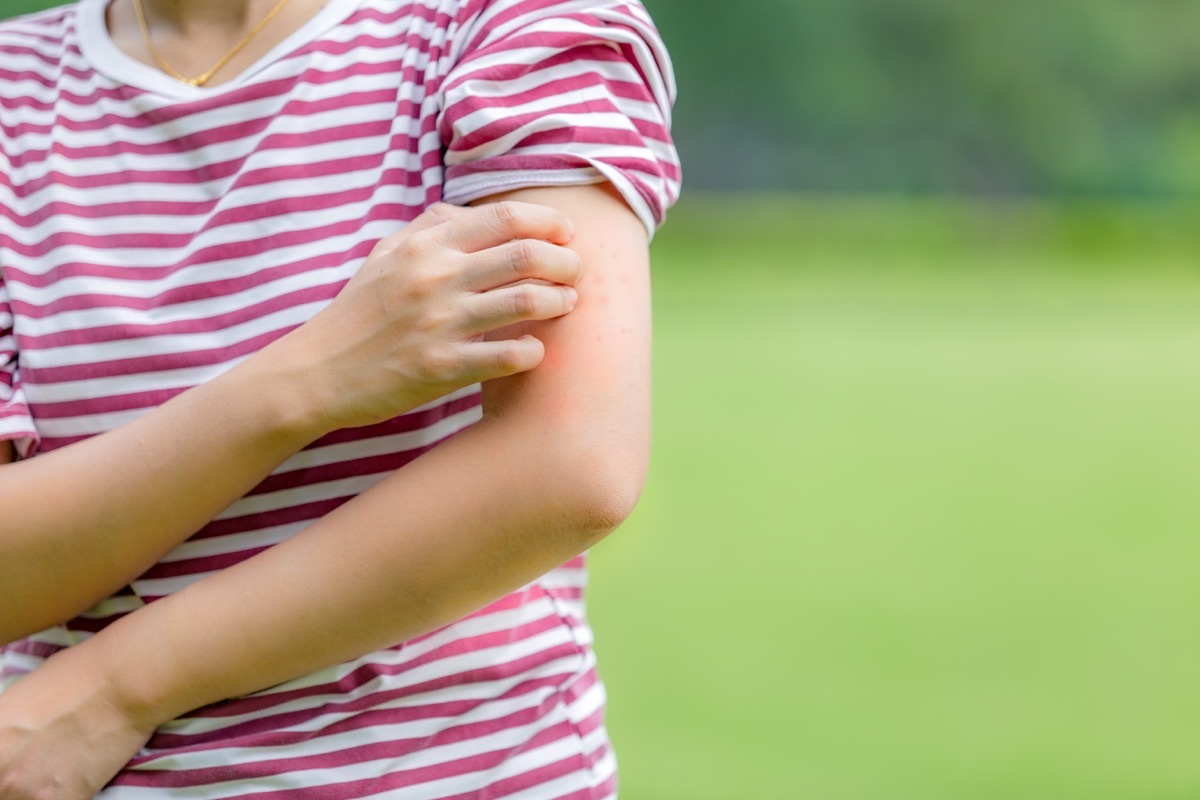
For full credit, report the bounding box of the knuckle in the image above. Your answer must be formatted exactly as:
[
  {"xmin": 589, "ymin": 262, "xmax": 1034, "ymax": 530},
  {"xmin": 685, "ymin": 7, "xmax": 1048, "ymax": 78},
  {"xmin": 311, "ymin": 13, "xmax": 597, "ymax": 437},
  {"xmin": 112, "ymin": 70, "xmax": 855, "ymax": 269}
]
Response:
[
  {"xmin": 404, "ymin": 262, "xmax": 452, "ymax": 299},
  {"xmin": 509, "ymin": 239, "xmax": 536, "ymax": 275},
  {"xmin": 417, "ymin": 348, "xmax": 458, "ymax": 382},
  {"xmin": 392, "ymin": 232, "xmax": 425, "ymax": 262},
  {"xmin": 511, "ymin": 285, "xmax": 539, "ymax": 317},
  {"xmin": 424, "ymin": 202, "xmax": 455, "ymax": 221},
  {"xmin": 491, "ymin": 201, "xmax": 519, "ymax": 229},
  {"xmin": 412, "ymin": 307, "xmax": 447, "ymax": 334},
  {"xmin": 374, "ymin": 230, "xmax": 406, "ymax": 254}
]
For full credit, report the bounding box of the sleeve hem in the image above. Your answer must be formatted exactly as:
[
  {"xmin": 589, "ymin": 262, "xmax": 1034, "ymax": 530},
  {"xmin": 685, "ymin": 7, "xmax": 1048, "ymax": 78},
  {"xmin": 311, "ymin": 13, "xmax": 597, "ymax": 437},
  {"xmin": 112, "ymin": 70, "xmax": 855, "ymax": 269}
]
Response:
[
  {"xmin": 0, "ymin": 416, "xmax": 39, "ymax": 459},
  {"xmin": 443, "ymin": 164, "xmax": 659, "ymax": 240}
]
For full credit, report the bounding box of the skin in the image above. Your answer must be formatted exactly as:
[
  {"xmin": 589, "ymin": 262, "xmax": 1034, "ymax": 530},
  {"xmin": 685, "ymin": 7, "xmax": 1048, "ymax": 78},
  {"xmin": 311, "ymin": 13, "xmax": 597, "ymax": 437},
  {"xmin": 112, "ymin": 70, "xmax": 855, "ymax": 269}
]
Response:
[
  {"xmin": 0, "ymin": 3, "xmax": 654, "ymax": 796},
  {"xmin": 106, "ymin": 0, "xmax": 334, "ymax": 87}
]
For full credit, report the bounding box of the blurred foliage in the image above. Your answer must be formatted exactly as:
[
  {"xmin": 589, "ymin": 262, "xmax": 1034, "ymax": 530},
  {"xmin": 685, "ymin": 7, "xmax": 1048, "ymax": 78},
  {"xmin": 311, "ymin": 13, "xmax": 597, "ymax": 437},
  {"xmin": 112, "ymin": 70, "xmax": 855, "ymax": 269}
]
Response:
[
  {"xmin": 7, "ymin": 0, "xmax": 1200, "ymax": 195},
  {"xmin": 643, "ymin": 0, "xmax": 1200, "ymax": 196}
]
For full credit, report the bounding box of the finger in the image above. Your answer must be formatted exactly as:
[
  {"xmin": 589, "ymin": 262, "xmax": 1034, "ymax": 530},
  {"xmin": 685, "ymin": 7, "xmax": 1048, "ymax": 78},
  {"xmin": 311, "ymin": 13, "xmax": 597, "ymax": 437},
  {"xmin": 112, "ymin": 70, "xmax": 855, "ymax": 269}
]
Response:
[
  {"xmin": 459, "ymin": 335, "xmax": 546, "ymax": 382},
  {"xmin": 461, "ymin": 283, "xmax": 578, "ymax": 335},
  {"xmin": 425, "ymin": 201, "xmax": 575, "ymax": 253},
  {"xmin": 460, "ymin": 239, "xmax": 582, "ymax": 291}
]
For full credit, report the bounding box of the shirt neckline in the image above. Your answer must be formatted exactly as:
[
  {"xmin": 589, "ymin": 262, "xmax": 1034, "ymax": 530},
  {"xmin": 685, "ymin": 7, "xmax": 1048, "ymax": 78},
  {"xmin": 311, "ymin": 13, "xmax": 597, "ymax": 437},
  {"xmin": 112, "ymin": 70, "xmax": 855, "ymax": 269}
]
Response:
[{"xmin": 75, "ymin": 0, "xmax": 366, "ymax": 100}]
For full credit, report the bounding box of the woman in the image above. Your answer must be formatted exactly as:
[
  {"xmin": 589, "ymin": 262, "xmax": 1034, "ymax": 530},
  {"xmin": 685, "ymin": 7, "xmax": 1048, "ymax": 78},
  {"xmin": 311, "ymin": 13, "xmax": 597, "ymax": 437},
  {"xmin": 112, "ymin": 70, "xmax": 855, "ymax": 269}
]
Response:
[{"xmin": 0, "ymin": 0, "xmax": 679, "ymax": 796}]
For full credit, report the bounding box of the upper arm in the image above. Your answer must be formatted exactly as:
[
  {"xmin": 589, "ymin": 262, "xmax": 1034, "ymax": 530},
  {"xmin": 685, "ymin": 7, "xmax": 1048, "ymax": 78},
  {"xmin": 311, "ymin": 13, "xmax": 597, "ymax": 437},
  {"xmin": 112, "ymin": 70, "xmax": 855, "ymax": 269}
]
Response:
[
  {"xmin": 436, "ymin": 0, "xmax": 677, "ymax": 484},
  {"xmin": 472, "ymin": 183, "xmax": 653, "ymax": 483}
]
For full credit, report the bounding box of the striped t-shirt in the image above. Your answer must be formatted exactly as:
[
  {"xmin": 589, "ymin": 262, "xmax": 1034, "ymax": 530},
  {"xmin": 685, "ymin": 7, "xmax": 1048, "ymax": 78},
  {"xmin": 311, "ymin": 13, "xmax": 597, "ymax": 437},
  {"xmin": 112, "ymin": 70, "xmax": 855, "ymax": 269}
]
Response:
[{"xmin": 0, "ymin": 0, "xmax": 679, "ymax": 797}]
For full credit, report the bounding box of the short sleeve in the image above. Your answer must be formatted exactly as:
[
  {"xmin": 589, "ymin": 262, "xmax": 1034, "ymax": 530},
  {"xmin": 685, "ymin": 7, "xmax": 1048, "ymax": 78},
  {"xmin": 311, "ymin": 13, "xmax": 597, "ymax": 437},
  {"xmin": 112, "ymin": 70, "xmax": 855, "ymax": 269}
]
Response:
[
  {"xmin": 0, "ymin": 275, "xmax": 37, "ymax": 458},
  {"xmin": 437, "ymin": 0, "xmax": 681, "ymax": 237}
]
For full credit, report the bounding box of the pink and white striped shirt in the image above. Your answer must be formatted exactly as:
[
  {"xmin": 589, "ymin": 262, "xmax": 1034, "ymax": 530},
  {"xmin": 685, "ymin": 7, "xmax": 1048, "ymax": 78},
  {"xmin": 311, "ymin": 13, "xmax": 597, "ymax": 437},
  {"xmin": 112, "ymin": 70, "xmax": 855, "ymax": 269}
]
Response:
[{"xmin": 0, "ymin": 0, "xmax": 679, "ymax": 796}]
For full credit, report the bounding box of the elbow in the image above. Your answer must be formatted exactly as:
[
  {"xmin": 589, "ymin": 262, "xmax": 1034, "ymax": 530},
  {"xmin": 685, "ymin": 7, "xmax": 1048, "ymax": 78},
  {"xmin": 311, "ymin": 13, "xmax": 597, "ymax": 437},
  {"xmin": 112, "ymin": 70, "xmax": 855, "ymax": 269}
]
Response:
[
  {"xmin": 573, "ymin": 472, "xmax": 644, "ymax": 543},
  {"xmin": 481, "ymin": 401, "xmax": 651, "ymax": 545},
  {"xmin": 555, "ymin": 436, "xmax": 649, "ymax": 543}
]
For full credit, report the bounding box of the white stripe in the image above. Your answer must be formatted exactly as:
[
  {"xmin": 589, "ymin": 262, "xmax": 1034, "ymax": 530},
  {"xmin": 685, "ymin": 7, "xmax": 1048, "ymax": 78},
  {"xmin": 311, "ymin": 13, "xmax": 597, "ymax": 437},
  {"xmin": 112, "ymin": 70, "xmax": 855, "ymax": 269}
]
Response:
[
  {"xmin": 6, "ymin": 164, "xmax": 406, "ymax": 243},
  {"xmin": 26, "ymin": 303, "xmax": 330, "ymax": 377},
  {"xmin": 450, "ymin": 108, "xmax": 651, "ymax": 166}
]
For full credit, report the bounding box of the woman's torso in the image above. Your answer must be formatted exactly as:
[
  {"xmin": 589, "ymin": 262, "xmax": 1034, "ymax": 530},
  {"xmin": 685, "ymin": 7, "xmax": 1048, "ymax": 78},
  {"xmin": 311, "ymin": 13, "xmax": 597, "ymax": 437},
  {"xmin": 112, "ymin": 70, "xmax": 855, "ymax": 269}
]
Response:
[{"xmin": 0, "ymin": 2, "xmax": 612, "ymax": 796}]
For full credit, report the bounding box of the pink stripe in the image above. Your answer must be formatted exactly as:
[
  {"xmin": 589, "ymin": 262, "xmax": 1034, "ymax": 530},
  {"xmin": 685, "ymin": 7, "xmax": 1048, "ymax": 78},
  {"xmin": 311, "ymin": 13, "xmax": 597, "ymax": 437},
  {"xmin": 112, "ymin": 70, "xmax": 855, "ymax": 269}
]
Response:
[
  {"xmin": 31, "ymin": 385, "xmax": 187, "ymax": 420},
  {"xmin": 10, "ymin": 252, "xmax": 365, "ymax": 321},
  {"xmin": 450, "ymin": 99, "xmax": 652, "ymax": 154},
  {"xmin": 176, "ymin": 496, "xmax": 352, "ymax": 544},
  {"xmin": 63, "ymin": 611, "xmax": 138, "ymax": 635},
  {"xmin": 572, "ymin": 708, "xmax": 606, "ymax": 749},
  {"xmin": 191, "ymin": 608, "xmax": 569, "ymax": 719},
  {"xmin": 143, "ymin": 636, "xmax": 581, "ymax": 752},
  {"xmin": 18, "ymin": 281, "xmax": 352, "ymax": 349},
  {"xmin": 140, "ymin": 546, "xmax": 273, "ymax": 581},
  {"xmin": 140, "ymin": 673, "xmax": 563, "ymax": 757},
  {"xmin": 0, "ymin": 639, "xmax": 64, "ymax": 659},
  {"xmin": 442, "ymin": 37, "xmax": 627, "ymax": 98},
  {"xmin": 8, "ymin": 128, "xmax": 397, "ymax": 215},
  {"xmin": 292, "ymin": 393, "xmax": 482, "ymax": 451},
  {"xmin": 122, "ymin": 719, "xmax": 581, "ymax": 794},
  {"xmin": 23, "ymin": 323, "xmax": 303, "ymax": 383},
  {"xmin": 477, "ymin": 757, "xmax": 597, "ymax": 800}
]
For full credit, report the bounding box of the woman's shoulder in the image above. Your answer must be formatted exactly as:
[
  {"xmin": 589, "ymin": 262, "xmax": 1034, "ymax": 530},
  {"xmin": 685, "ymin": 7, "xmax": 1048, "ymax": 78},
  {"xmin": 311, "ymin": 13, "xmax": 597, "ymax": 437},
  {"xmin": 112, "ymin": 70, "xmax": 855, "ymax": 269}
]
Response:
[{"xmin": 0, "ymin": 3, "xmax": 80, "ymax": 99}]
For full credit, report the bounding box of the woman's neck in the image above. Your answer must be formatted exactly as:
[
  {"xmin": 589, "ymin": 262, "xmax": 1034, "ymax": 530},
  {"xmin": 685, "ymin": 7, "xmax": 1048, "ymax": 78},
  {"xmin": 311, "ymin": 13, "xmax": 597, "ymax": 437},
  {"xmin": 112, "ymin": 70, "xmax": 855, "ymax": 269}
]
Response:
[
  {"xmin": 135, "ymin": 0, "xmax": 278, "ymax": 33},
  {"xmin": 107, "ymin": 0, "xmax": 327, "ymax": 88}
]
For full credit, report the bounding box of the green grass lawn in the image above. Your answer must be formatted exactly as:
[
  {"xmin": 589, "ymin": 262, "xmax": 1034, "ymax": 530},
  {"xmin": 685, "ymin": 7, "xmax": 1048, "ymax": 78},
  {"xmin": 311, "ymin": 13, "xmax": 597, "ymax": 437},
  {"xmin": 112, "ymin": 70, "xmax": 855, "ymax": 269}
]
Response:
[{"xmin": 588, "ymin": 196, "xmax": 1200, "ymax": 800}]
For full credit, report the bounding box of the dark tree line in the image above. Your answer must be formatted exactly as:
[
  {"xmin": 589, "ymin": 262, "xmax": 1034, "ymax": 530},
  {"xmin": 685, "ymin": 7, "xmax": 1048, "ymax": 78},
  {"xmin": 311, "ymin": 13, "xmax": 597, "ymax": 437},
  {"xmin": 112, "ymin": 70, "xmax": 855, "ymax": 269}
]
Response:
[
  {"xmin": 8, "ymin": 0, "xmax": 1200, "ymax": 196},
  {"xmin": 647, "ymin": 0, "xmax": 1200, "ymax": 196}
]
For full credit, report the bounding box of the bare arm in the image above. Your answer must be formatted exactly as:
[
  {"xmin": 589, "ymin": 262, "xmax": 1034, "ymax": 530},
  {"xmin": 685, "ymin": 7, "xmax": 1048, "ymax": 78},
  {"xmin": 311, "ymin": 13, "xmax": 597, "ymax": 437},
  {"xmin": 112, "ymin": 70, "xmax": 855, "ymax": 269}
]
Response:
[
  {"xmin": 0, "ymin": 185, "xmax": 649, "ymax": 800},
  {"xmin": 0, "ymin": 356, "xmax": 333, "ymax": 643},
  {"xmin": 105, "ymin": 183, "xmax": 651, "ymax": 722},
  {"xmin": 0, "ymin": 202, "xmax": 581, "ymax": 645}
]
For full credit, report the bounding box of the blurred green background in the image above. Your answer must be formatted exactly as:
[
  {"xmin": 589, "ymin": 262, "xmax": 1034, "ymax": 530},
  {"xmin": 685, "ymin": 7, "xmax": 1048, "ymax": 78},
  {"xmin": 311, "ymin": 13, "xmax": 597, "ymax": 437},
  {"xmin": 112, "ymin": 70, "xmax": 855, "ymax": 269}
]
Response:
[
  {"xmin": 592, "ymin": 199, "xmax": 1200, "ymax": 799},
  {"xmin": 8, "ymin": 1, "xmax": 1200, "ymax": 798}
]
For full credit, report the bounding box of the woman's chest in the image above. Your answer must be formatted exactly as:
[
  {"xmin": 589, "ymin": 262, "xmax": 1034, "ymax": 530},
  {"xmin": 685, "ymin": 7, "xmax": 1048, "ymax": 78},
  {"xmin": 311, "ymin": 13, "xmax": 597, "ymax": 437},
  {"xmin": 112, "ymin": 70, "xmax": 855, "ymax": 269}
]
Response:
[{"xmin": 0, "ymin": 74, "xmax": 448, "ymax": 446}]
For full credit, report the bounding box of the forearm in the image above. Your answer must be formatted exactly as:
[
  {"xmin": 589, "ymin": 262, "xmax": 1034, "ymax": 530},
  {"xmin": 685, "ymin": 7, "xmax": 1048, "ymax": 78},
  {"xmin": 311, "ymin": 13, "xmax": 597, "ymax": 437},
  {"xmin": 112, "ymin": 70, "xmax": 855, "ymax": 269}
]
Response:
[
  {"xmin": 0, "ymin": 200, "xmax": 582, "ymax": 645},
  {"xmin": 90, "ymin": 406, "xmax": 639, "ymax": 726},
  {"xmin": 0, "ymin": 351, "xmax": 325, "ymax": 643},
  {"xmin": 81, "ymin": 184, "xmax": 651, "ymax": 730}
]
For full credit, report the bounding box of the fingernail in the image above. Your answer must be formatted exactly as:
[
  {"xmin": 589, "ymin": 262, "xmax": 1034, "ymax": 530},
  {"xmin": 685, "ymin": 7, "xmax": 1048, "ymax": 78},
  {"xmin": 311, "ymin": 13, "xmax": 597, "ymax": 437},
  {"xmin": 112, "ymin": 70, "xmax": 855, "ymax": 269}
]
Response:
[{"xmin": 566, "ymin": 287, "xmax": 578, "ymax": 306}]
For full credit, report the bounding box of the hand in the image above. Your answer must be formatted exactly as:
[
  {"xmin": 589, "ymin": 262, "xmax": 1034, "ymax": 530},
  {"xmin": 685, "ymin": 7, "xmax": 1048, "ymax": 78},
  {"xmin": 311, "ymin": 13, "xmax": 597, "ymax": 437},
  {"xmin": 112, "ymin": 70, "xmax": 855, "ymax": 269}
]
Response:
[
  {"xmin": 258, "ymin": 201, "xmax": 582, "ymax": 431},
  {"xmin": 0, "ymin": 642, "xmax": 152, "ymax": 799}
]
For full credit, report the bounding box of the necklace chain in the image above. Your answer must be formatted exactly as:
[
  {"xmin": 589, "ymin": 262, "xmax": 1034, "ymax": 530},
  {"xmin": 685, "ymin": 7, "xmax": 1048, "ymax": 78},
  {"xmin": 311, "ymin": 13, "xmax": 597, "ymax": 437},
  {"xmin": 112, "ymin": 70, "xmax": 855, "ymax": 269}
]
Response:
[{"xmin": 131, "ymin": 0, "xmax": 295, "ymax": 87}]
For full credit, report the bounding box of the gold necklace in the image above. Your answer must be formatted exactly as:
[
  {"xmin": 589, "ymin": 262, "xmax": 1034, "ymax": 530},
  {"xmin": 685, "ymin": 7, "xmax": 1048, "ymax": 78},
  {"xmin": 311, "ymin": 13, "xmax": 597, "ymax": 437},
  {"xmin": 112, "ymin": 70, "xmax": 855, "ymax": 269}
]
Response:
[{"xmin": 131, "ymin": 0, "xmax": 295, "ymax": 87}]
